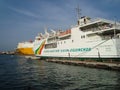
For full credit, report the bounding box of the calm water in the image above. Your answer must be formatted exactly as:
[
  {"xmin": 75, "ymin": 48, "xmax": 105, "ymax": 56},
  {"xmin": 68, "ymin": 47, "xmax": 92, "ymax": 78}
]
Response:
[{"xmin": 0, "ymin": 55, "xmax": 120, "ymax": 90}]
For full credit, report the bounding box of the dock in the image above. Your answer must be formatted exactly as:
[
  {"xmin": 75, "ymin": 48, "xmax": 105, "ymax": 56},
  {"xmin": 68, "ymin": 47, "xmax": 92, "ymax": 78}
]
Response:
[{"xmin": 46, "ymin": 59, "xmax": 120, "ymax": 71}]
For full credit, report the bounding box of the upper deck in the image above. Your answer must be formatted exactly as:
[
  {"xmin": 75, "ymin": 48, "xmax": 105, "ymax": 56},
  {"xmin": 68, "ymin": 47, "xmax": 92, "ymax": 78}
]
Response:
[{"xmin": 77, "ymin": 16, "xmax": 120, "ymax": 36}]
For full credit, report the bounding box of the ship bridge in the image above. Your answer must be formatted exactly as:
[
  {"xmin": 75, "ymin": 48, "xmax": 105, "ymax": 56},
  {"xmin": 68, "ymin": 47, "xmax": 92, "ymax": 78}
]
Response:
[
  {"xmin": 79, "ymin": 18, "xmax": 115, "ymax": 30},
  {"xmin": 78, "ymin": 17, "xmax": 120, "ymax": 36}
]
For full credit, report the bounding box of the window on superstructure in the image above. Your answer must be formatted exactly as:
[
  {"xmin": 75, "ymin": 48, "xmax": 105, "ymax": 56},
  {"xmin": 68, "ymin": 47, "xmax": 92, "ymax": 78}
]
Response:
[
  {"xmin": 72, "ymin": 40, "xmax": 74, "ymax": 43},
  {"xmin": 45, "ymin": 43, "xmax": 57, "ymax": 49},
  {"xmin": 81, "ymin": 35, "xmax": 85, "ymax": 39}
]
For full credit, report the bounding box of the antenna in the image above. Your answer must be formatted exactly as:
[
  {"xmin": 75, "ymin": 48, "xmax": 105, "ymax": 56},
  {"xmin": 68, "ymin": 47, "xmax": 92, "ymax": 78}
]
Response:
[
  {"xmin": 76, "ymin": 5, "xmax": 81, "ymax": 20},
  {"xmin": 114, "ymin": 18, "xmax": 116, "ymax": 38}
]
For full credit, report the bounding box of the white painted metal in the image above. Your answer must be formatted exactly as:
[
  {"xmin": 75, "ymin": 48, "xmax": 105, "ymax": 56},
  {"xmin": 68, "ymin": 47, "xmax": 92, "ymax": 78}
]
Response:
[{"xmin": 33, "ymin": 16, "xmax": 120, "ymax": 59}]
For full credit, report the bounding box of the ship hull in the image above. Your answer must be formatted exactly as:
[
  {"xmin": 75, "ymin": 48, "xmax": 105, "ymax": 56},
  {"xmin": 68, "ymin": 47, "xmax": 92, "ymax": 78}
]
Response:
[
  {"xmin": 33, "ymin": 38, "xmax": 120, "ymax": 61},
  {"xmin": 16, "ymin": 41, "xmax": 34, "ymax": 55},
  {"xmin": 16, "ymin": 48, "xmax": 34, "ymax": 55}
]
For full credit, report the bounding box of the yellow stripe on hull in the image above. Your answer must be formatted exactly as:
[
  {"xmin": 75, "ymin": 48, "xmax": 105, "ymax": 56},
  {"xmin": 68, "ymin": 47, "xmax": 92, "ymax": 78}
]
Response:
[{"xmin": 16, "ymin": 48, "xmax": 34, "ymax": 55}]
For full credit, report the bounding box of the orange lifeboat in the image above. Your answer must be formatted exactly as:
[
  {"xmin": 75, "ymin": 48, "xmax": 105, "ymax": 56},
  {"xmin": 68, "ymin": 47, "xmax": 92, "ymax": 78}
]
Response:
[{"xmin": 59, "ymin": 29, "xmax": 71, "ymax": 36}]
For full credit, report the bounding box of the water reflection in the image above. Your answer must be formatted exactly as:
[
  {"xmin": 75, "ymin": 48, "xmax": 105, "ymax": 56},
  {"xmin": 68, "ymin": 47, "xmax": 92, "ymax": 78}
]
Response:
[{"xmin": 0, "ymin": 55, "xmax": 120, "ymax": 90}]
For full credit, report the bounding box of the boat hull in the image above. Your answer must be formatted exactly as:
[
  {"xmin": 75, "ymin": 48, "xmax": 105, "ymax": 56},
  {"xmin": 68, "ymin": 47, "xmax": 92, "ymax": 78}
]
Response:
[
  {"xmin": 33, "ymin": 38, "xmax": 120, "ymax": 61},
  {"xmin": 16, "ymin": 48, "xmax": 34, "ymax": 55}
]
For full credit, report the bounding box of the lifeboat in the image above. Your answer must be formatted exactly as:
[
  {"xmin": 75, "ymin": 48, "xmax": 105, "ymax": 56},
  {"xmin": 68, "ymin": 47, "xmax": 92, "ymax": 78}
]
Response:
[{"xmin": 58, "ymin": 29, "xmax": 71, "ymax": 38}]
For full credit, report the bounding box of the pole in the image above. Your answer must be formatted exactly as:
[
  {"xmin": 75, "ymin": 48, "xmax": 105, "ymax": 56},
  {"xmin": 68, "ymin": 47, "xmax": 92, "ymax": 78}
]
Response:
[
  {"xmin": 114, "ymin": 18, "xmax": 116, "ymax": 38},
  {"xmin": 76, "ymin": 5, "xmax": 81, "ymax": 20}
]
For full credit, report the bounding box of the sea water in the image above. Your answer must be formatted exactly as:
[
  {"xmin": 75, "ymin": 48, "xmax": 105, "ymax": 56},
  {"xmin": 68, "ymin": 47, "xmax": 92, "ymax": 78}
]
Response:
[{"xmin": 0, "ymin": 55, "xmax": 120, "ymax": 90}]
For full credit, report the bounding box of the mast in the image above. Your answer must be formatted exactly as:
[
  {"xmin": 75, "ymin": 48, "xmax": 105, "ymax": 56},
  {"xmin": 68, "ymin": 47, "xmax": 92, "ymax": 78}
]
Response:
[
  {"xmin": 76, "ymin": 5, "xmax": 81, "ymax": 25},
  {"xmin": 114, "ymin": 19, "xmax": 116, "ymax": 38},
  {"xmin": 76, "ymin": 5, "xmax": 81, "ymax": 20}
]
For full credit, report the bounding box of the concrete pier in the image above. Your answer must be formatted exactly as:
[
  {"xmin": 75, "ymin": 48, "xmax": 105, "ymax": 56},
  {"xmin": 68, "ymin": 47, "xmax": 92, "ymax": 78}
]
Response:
[{"xmin": 46, "ymin": 59, "xmax": 120, "ymax": 71}]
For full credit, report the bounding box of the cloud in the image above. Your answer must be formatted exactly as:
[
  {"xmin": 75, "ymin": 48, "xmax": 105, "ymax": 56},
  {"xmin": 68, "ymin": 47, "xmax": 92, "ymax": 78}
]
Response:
[
  {"xmin": 104, "ymin": 0, "xmax": 120, "ymax": 3},
  {"xmin": 9, "ymin": 7, "xmax": 40, "ymax": 19}
]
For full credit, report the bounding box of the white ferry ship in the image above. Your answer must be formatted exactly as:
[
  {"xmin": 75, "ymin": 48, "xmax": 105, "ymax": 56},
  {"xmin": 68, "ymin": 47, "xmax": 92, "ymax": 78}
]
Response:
[{"xmin": 33, "ymin": 16, "xmax": 120, "ymax": 61}]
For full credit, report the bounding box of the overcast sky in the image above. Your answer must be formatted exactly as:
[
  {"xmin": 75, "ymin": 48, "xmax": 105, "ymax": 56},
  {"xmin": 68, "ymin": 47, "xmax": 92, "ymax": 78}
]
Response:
[{"xmin": 0, "ymin": 0, "xmax": 120, "ymax": 51}]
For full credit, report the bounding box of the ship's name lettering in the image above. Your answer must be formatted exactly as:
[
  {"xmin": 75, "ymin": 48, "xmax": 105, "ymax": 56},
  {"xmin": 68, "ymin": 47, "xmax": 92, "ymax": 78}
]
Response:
[
  {"xmin": 44, "ymin": 48, "xmax": 91, "ymax": 53},
  {"xmin": 70, "ymin": 48, "xmax": 91, "ymax": 52}
]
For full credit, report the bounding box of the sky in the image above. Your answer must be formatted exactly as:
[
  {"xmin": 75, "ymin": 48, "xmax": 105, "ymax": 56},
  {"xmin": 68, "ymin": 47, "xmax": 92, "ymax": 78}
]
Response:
[{"xmin": 0, "ymin": 0, "xmax": 120, "ymax": 51}]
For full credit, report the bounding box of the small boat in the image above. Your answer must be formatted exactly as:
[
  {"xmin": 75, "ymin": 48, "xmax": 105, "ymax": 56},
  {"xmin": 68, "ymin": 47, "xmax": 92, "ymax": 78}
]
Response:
[{"xmin": 25, "ymin": 56, "xmax": 41, "ymax": 60}]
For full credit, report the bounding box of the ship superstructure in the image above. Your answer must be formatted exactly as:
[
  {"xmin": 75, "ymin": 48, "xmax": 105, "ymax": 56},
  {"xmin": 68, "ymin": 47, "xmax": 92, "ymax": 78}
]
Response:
[{"xmin": 33, "ymin": 16, "xmax": 120, "ymax": 60}]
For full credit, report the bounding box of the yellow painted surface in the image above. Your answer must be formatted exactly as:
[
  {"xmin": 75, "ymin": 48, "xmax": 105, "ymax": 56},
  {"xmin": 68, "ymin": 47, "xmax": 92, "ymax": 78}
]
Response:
[{"xmin": 16, "ymin": 48, "xmax": 34, "ymax": 55}]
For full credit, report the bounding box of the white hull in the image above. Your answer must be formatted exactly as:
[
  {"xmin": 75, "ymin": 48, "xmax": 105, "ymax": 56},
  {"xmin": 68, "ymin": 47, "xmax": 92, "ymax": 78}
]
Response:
[{"xmin": 34, "ymin": 38, "xmax": 120, "ymax": 59}]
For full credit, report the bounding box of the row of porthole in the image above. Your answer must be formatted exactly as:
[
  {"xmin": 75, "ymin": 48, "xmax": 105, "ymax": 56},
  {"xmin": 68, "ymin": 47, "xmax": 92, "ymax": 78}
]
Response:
[
  {"xmin": 57, "ymin": 36, "xmax": 85, "ymax": 45},
  {"xmin": 57, "ymin": 40, "xmax": 74, "ymax": 45}
]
